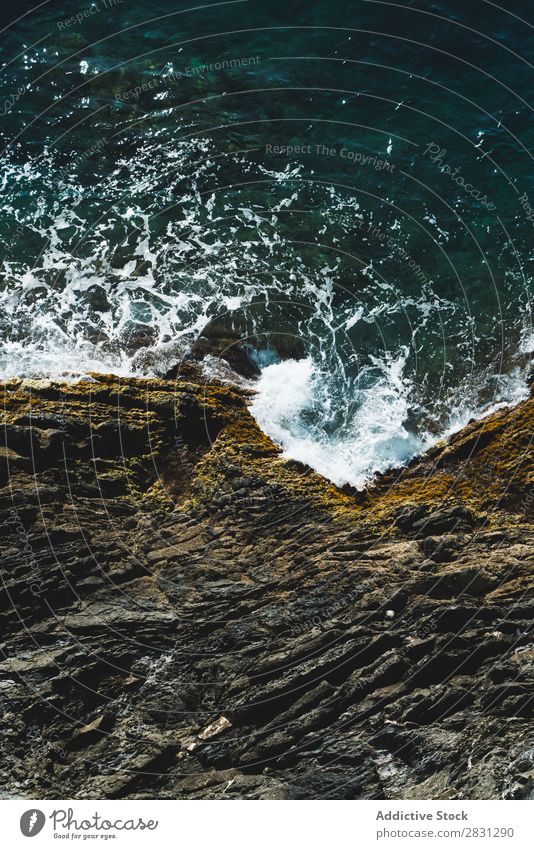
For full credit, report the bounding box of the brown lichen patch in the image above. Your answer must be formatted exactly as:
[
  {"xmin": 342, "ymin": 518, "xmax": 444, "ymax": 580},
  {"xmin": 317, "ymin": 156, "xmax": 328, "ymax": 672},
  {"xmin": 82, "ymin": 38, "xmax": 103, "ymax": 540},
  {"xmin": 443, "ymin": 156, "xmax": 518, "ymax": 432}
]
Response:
[
  {"xmin": 186, "ymin": 387, "xmax": 533, "ymax": 536},
  {"xmin": 360, "ymin": 395, "xmax": 534, "ymax": 530},
  {"xmin": 0, "ymin": 371, "xmax": 532, "ymax": 801},
  {"xmin": 0, "ymin": 374, "xmax": 532, "ymax": 536}
]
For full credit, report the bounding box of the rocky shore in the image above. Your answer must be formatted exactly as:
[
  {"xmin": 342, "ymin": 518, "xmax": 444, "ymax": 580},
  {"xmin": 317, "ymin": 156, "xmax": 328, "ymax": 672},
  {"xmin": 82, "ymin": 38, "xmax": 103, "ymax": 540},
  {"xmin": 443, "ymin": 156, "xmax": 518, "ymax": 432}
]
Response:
[{"xmin": 0, "ymin": 364, "xmax": 532, "ymax": 799}]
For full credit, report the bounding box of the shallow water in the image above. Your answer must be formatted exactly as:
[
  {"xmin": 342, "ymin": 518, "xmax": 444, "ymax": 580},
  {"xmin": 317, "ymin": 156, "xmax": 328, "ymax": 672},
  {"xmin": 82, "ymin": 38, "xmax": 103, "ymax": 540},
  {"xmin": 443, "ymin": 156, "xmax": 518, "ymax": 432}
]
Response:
[{"xmin": 0, "ymin": 0, "xmax": 532, "ymax": 485}]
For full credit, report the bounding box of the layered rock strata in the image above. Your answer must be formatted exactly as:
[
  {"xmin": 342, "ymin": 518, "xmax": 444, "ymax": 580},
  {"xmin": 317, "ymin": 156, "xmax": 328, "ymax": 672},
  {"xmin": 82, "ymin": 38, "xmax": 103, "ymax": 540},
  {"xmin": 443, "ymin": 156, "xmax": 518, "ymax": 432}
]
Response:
[{"xmin": 0, "ymin": 367, "xmax": 532, "ymax": 799}]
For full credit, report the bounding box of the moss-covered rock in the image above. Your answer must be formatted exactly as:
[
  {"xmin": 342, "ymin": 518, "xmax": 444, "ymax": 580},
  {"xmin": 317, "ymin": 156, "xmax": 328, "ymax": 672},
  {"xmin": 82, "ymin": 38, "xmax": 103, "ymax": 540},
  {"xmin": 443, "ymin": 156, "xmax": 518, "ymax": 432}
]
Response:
[{"xmin": 0, "ymin": 370, "xmax": 532, "ymax": 800}]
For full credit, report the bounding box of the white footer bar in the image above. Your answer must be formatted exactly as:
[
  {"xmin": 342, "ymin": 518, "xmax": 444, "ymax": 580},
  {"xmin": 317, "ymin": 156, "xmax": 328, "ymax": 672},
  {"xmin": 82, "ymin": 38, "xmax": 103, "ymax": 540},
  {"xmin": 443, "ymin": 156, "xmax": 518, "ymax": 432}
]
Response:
[{"xmin": 2, "ymin": 799, "xmax": 532, "ymax": 848}]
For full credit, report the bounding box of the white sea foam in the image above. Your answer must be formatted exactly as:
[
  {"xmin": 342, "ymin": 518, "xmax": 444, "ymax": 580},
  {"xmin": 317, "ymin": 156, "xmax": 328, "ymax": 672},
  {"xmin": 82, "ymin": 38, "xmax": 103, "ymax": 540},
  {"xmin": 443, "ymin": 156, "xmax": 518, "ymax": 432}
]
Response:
[
  {"xmin": 251, "ymin": 354, "xmax": 423, "ymax": 488},
  {"xmin": 0, "ymin": 139, "xmax": 530, "ymax": 489},
  {"xmin": 250, "ymin": 355, "xmax": 531, "ymax": 489}
]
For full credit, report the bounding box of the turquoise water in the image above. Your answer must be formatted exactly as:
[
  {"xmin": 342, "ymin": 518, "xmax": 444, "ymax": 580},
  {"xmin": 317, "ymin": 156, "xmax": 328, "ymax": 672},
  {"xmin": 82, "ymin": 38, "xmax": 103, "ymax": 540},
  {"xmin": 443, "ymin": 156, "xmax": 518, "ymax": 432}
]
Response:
[{"xmin": 0, "ymin": 0, "xmax": 532, "ymax": 484}]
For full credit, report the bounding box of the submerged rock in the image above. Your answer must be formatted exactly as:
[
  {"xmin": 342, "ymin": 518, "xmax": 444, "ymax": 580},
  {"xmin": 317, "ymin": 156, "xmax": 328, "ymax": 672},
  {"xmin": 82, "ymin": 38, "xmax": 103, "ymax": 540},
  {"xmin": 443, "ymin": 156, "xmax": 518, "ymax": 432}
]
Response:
[{"xmin": 0, "ymin": 371, "xmax": 532, "ymax": 799}]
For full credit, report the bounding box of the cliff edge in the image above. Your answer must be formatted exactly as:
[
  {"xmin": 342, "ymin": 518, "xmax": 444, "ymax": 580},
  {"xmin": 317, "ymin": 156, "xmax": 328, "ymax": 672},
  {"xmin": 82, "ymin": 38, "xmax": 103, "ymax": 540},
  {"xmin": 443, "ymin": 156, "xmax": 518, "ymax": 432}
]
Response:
[{"xmin": 0, "ymin": 367, "xmax": 532, "ymax": 799}]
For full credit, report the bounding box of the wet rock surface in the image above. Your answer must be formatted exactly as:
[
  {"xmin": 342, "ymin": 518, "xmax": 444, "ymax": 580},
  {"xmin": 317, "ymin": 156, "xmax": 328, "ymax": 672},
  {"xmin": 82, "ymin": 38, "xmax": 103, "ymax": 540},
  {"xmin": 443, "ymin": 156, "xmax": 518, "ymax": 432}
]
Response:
[{"xmin": 0, "ymin": 369, "xmax": 532, "ymax": 799}]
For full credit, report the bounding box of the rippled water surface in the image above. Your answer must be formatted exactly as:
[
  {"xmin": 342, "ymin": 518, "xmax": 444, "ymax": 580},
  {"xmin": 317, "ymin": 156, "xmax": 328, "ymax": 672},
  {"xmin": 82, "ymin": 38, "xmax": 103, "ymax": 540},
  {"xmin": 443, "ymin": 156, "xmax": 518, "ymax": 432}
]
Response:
[{"xmin": 0, "ymin": 0, "xmax": 532, "ymax": 485}]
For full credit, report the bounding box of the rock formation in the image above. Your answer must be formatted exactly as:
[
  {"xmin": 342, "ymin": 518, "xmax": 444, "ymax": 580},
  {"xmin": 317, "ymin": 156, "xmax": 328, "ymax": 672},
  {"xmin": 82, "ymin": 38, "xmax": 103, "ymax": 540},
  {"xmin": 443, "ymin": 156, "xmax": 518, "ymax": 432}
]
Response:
[{"xmin": 0, "ymin": 365, "xmax": 532, "ymax": 799}]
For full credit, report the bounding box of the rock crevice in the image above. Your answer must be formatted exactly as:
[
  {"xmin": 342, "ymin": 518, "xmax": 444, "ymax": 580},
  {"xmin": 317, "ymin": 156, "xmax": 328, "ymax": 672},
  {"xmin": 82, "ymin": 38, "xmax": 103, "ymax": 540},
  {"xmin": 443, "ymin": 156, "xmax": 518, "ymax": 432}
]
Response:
[{"xmin": 0, "ymin": 369, "xmax": 532, "ymax": 799}]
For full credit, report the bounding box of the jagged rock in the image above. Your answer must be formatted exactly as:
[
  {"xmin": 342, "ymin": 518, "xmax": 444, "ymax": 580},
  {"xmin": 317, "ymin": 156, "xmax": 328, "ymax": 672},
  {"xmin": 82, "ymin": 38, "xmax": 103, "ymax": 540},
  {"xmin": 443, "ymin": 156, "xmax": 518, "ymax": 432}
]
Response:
[{"xmin": 0, "ymin": 372, "xmax": 531, "ymax": 799}]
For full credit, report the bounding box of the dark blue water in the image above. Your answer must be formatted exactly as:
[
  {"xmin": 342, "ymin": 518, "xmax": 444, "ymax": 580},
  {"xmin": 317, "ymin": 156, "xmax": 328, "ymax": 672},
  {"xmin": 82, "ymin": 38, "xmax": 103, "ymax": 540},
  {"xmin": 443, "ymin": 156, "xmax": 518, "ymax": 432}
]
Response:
[{"xmin": 0, "ymin": 0, "xmax": 532, "ymax": 484}]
